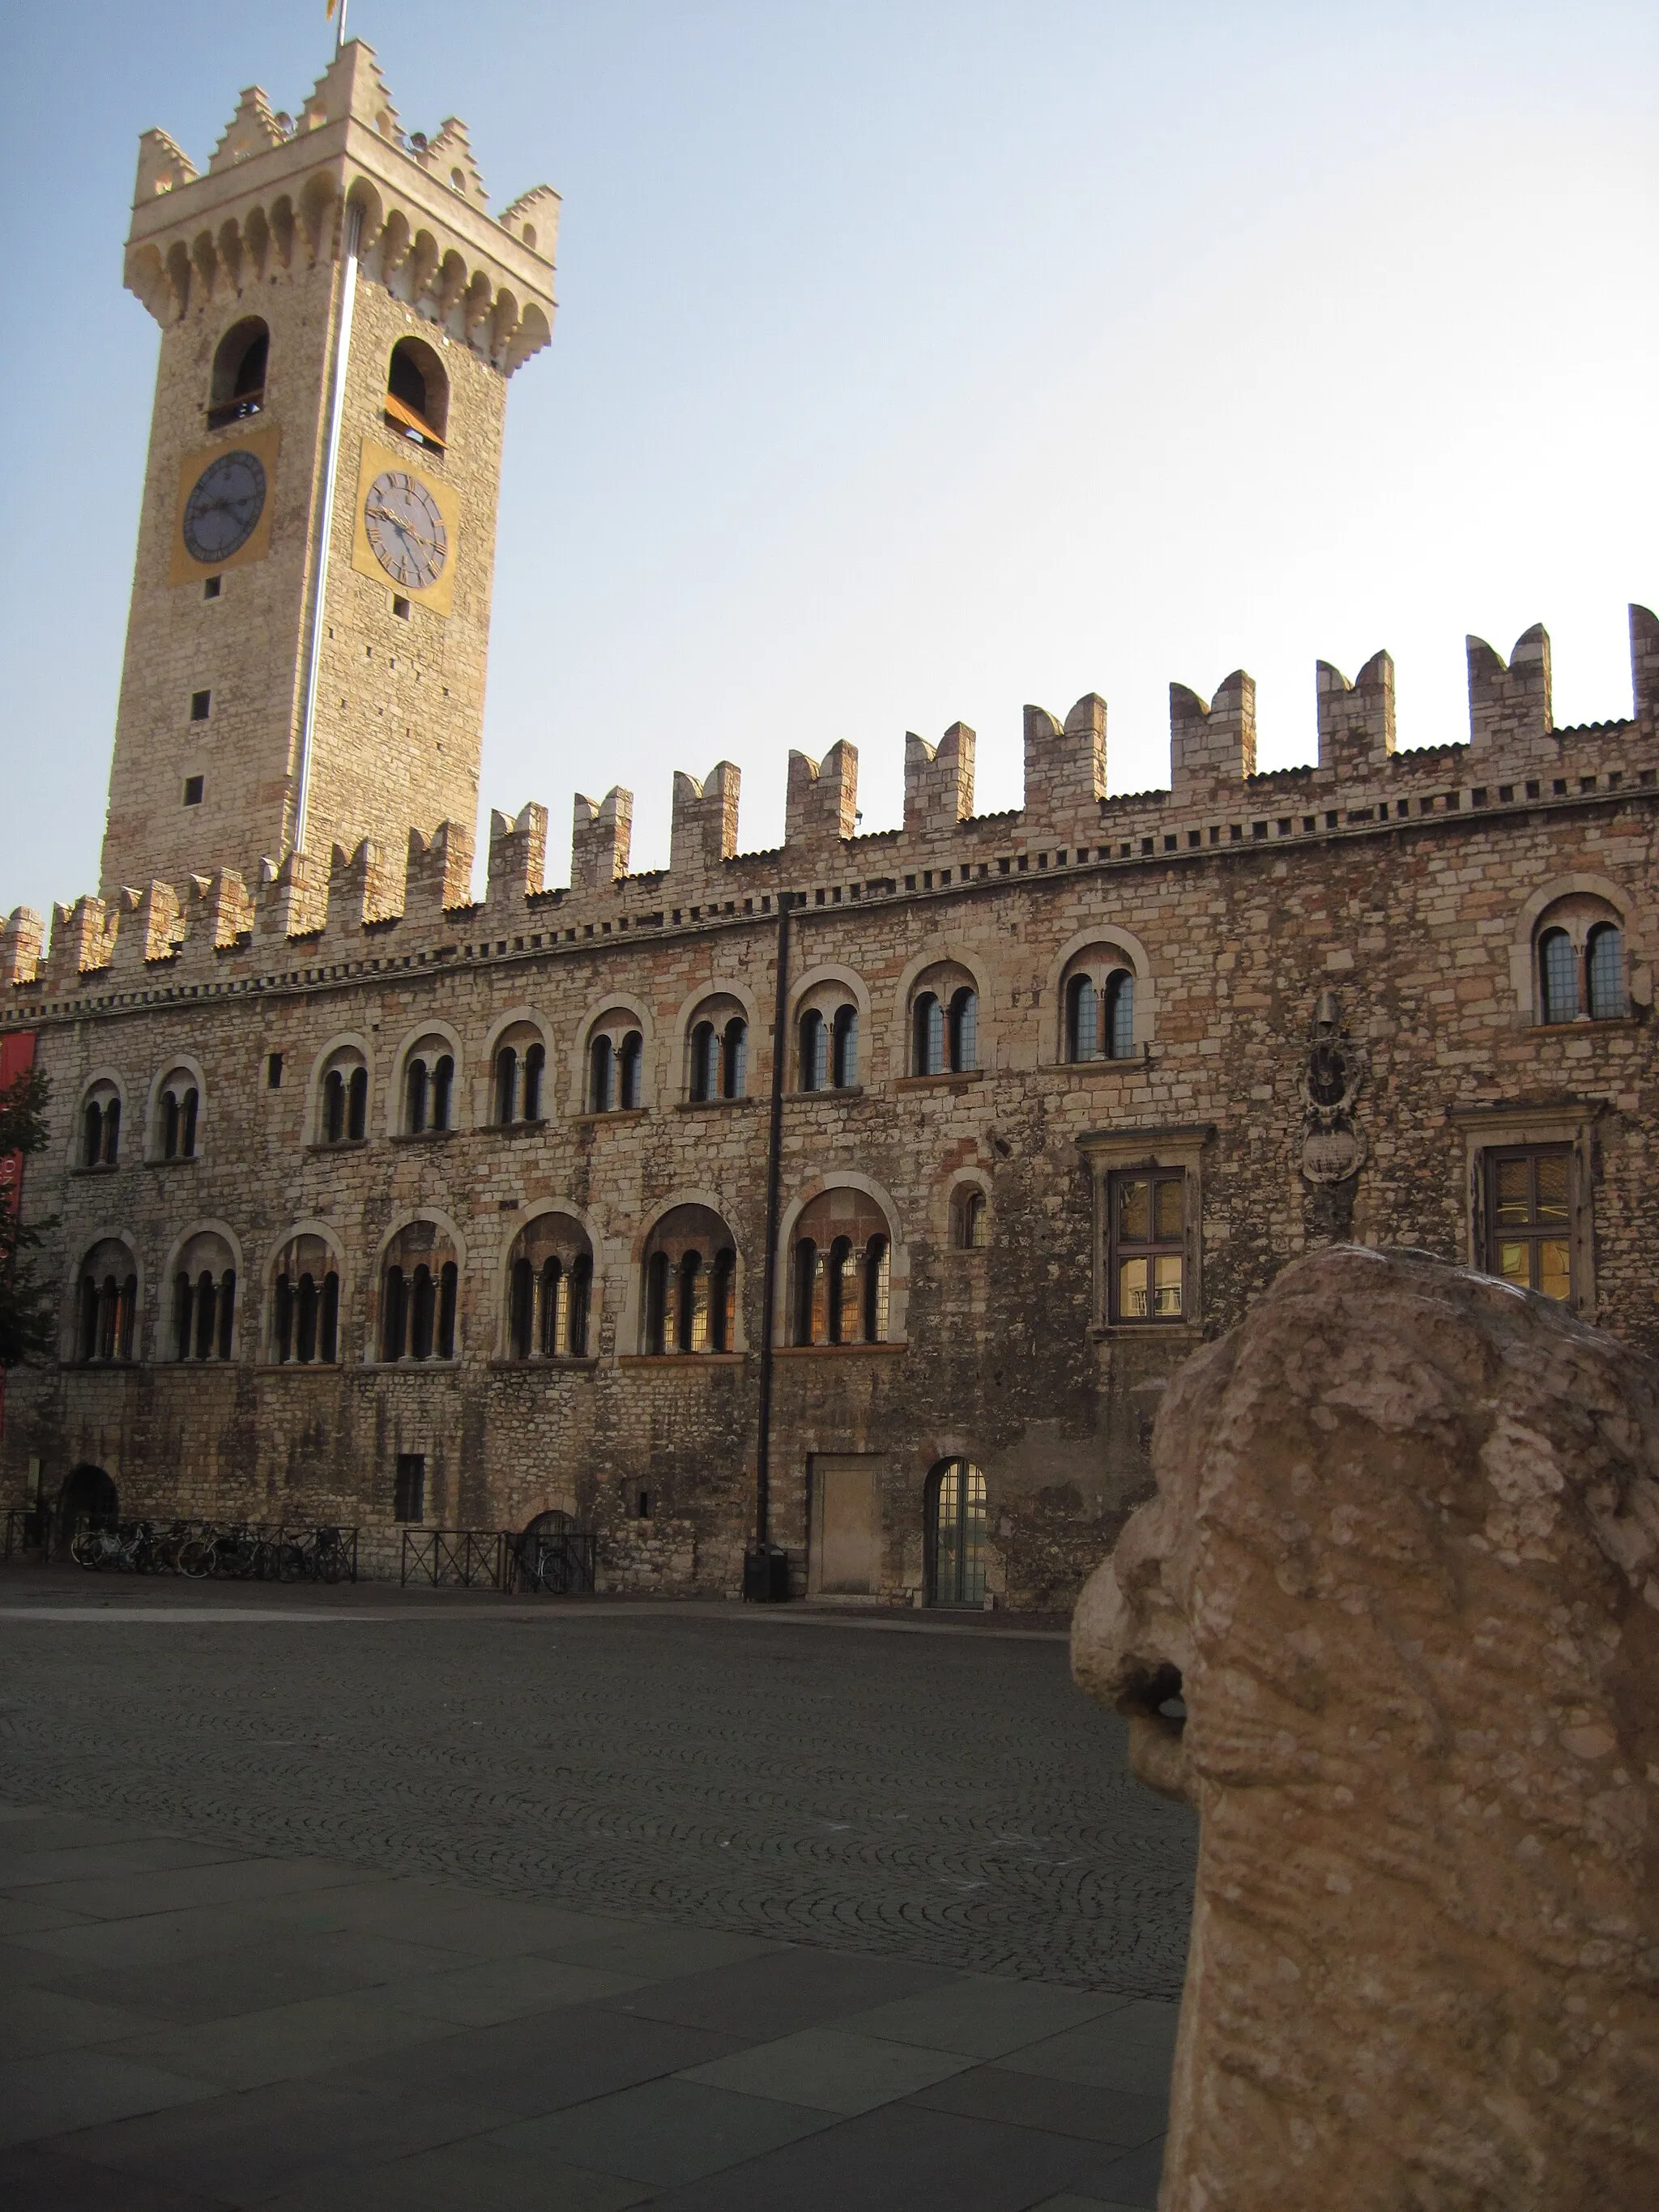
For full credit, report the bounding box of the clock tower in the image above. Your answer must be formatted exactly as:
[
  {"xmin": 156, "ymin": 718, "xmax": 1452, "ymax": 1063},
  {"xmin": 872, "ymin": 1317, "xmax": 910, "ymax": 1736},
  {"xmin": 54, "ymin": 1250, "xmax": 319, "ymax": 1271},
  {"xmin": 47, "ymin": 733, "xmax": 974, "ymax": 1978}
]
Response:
[{"xmin": 100, "ymin": 42, "xmax": 557, "ymax": 903}]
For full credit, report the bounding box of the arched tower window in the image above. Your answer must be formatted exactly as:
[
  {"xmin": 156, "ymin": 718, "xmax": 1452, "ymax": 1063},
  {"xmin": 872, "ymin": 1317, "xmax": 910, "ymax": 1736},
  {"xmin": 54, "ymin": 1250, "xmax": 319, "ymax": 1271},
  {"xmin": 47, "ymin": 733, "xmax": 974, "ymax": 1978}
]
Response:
[
  {"xmin": 207, "ymin": 318, "xmax": 269, "ymax": 428},
  {"xmin": 386, "ymin": 337, "xmax": 448, "ymax": 450}
]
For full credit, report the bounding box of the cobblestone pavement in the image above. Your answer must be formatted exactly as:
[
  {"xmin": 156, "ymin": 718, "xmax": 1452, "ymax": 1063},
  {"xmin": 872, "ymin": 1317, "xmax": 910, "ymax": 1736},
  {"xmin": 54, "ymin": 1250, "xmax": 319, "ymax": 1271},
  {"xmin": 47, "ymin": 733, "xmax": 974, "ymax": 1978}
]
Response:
[{"xmin": 0, "ymin": 1580, "xmax": 1196, "ymax": 1997}]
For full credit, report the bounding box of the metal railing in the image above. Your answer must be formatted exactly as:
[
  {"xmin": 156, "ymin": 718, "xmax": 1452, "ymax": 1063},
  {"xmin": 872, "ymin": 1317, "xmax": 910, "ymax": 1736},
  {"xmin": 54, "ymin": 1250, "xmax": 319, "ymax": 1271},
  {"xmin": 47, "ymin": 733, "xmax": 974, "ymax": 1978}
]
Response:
[
  {"xmin": 401, "ymin": 1527, "xmax": 598, "ymax": 1596},
  {"xmin": 2, "ymin": 1507, "xmax": 48, "ymax": 1562}
]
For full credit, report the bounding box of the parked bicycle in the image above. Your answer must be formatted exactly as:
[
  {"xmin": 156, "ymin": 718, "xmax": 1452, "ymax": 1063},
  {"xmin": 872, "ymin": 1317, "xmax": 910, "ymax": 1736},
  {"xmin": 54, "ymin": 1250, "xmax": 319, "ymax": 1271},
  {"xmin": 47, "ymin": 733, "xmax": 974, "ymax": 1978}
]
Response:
[{"xmin": 72, "ymin": 1517, "xmax": 357, "ymax": 1583}]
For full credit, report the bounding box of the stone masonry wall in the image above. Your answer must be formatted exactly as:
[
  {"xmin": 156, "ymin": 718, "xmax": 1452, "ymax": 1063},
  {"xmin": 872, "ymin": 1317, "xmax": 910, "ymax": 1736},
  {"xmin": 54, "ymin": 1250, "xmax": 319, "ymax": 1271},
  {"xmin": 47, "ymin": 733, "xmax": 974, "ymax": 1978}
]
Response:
[{"xmin": 6, "ymin": 637, "xmax": 1657, "ymax": 1609}]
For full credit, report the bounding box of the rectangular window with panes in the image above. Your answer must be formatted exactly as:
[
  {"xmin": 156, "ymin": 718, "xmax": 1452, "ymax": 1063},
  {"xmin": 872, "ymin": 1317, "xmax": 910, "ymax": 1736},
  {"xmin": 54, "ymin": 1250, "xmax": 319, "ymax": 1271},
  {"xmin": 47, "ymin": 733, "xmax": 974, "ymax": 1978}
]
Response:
[
  {"xmin": 1485, "ymin": 1145, "xmax": 1572, "ymax": 1302},
  {"xmin": 1109, "ymin": 1170, "xmax": 1186, "ymax": 1322}
]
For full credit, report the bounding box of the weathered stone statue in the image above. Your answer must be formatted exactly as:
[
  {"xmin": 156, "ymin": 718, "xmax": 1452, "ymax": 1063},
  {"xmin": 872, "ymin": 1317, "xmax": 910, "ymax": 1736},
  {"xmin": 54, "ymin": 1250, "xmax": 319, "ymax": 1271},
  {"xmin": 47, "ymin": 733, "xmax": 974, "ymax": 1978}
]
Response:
[{"xmin": 1073, "ymin": 1246, "xmax": 1659, "ymax": 2210}]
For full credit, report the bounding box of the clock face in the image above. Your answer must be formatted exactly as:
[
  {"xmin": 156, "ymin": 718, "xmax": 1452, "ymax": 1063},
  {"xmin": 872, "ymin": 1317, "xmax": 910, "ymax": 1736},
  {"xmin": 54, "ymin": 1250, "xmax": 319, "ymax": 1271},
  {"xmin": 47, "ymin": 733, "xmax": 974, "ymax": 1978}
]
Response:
[
  {"xmin": 181, "ymin": 450, "xmax": 267, "ymax": 565},
  {"xmin": 364, "ymin": 469, "xmax": 448, "ymax": 590}
]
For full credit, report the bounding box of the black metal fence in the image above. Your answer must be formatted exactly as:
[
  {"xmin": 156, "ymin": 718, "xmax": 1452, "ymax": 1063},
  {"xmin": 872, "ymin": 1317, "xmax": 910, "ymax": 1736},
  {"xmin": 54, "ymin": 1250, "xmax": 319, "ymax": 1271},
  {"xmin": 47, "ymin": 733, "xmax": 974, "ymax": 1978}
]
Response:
[{"xmin": 401, "ymin": 1527, "xmax": 598, "ymax": 1596}]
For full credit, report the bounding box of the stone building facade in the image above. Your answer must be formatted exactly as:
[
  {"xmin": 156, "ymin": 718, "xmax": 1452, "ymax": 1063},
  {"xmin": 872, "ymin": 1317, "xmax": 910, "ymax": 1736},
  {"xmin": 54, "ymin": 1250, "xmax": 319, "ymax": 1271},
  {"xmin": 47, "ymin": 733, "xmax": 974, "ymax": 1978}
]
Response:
[{"xmin": 2, "ymin": 49, "xmax": 1655, "ymax": 1609}]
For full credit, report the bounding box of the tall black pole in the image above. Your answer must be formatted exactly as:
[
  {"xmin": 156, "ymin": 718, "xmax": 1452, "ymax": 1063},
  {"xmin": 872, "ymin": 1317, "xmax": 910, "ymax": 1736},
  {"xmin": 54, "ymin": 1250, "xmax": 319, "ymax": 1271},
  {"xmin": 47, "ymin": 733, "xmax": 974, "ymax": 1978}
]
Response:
[{"xmin": 753, "ymin": 895, "xmax": 793, "ymax": 1555}]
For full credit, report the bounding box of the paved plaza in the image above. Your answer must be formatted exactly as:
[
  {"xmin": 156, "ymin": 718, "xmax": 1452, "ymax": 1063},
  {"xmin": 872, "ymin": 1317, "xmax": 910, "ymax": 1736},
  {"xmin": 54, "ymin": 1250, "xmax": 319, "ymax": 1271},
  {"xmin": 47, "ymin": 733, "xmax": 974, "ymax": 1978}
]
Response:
[{"xmin": 0, "ymin": 1576, "xmax": 1196, "ymax": 2208}]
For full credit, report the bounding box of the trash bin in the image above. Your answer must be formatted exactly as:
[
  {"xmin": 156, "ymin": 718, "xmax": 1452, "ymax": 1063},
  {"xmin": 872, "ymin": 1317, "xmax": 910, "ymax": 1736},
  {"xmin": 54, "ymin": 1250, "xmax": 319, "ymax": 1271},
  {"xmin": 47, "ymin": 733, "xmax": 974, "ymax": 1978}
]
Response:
[{"xmin": 743, "ymin": 1543, "xmax": 790, "ymax": 1604}]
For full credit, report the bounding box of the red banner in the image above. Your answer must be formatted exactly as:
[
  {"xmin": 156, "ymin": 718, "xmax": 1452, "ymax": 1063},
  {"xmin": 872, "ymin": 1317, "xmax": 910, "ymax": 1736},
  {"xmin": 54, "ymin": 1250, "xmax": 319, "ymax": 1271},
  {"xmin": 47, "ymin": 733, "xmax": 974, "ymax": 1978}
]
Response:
[{"xmin": 0, "ymin": 1029, "xmax": 38, "ymax": 1444}]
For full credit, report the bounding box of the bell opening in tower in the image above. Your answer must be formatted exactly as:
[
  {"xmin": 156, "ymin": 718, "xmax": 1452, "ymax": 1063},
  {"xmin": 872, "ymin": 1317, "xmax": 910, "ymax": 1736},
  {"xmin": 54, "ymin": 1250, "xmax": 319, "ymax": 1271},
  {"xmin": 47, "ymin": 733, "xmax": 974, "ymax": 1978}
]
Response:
[
  {"xmin": 385, "ymin": 338, "xmax": 447, "ymax": 452},
  {"xmin": 207, "ymin": 318, "xmax": 269, "ymax": 430}
]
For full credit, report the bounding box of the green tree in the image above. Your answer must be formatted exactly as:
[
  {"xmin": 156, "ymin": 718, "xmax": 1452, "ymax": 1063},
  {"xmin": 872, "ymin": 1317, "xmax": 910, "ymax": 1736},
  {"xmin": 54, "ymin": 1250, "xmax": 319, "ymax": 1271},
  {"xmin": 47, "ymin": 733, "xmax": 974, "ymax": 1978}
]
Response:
[{"xmin": 0, "ymin": 1063, "xmax": 55, "ymax": 1369}]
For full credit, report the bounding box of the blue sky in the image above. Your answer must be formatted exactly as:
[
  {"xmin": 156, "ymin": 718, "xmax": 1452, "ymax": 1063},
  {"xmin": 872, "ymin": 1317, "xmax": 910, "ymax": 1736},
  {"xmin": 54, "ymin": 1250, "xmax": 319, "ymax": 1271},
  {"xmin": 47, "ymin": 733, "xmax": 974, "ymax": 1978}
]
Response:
[{"xmin": 2, "ymin": 2, "xmax": 1656, "ymax": 914}]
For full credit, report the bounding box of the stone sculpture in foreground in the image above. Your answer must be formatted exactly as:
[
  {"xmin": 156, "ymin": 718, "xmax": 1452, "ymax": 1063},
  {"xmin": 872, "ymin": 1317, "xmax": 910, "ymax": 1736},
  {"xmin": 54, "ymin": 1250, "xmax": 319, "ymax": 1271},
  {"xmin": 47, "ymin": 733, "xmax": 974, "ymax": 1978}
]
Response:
[{"xmin": 1073, "ymin": 1246, "xmax": 1659, "ymax": 2210}]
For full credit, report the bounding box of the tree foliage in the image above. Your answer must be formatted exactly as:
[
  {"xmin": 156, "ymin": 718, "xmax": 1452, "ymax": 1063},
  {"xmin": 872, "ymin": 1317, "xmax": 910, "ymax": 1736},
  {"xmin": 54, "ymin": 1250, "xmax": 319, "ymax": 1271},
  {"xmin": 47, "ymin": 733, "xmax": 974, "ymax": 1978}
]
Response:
[{"xmin": 0, "ymin": 1063, "xmax": 55, "ymax": 1369}]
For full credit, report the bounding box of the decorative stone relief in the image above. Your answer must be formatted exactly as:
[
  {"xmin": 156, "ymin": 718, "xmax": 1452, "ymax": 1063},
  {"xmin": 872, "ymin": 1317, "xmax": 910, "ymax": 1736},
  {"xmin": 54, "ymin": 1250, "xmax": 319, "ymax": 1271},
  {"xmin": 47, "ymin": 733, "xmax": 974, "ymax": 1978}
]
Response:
[{"xmin": 1297, "ymin": 988, "xmax": 1366, "ymax": 1240}]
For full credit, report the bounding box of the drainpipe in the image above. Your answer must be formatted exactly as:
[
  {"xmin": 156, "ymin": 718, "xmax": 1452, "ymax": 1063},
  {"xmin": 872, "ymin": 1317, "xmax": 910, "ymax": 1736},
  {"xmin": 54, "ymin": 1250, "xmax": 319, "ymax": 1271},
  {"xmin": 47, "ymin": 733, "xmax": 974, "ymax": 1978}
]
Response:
[
  {"xmin": 752, "ymin": 894, "xmax": 794, "ymax": 1578},
  {"xmin": 293, "ymin": 195, "xmax": 363, "ymax": 857}
]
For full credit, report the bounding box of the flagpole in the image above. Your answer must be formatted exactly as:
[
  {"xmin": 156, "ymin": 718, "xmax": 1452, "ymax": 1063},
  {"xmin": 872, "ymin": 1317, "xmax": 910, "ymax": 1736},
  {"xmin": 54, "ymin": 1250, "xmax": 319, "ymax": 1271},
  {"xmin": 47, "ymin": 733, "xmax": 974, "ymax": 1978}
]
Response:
[{"xmin": 335, "ymin": 0, "xmax": 348, "ymax": 58}]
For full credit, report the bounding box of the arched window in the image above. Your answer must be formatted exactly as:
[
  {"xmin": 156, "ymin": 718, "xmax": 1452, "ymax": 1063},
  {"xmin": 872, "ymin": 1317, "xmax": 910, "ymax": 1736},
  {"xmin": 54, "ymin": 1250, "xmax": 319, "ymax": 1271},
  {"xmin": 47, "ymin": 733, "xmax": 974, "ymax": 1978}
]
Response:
[
  {"xmin": 800, "ymin": 1008, "xmax": 826, "ymax": 1092},
  {"xmin": 953, "ymin": 1187, "xmax": 987, "ymax": 1249},
  {"xmin": 588, "ymin": 1014, "xmax": 644, "ymax": 1112},
  {"xmin": 1066, "ymin": 973, "xmax": 1098, "ymax": 1062},
  {"xmin": 722, "ymin": 1019, "xmax": 748, "ymax": 1099},
  {"xmin": 914, "ymin": 992, "xmax": 944, "ymax": 1076},
  {"xmin": 318, "ymin": 1051, "xmax": 369, "ymax": 1146},
  {"xmin": 380, "ymin": 1223, "xmax": 458, "ymax": 1362},
  {"xmin": 791, "ymin": 1189, "xmax": 895, "ymax": 1345},
  {"xmin": 832, "ymin": 1004, "xmax": 859, "ymax": 1088},
  {"xmin": 685, "ymin": 997, "xmax": 748, "ymax": 1102},
  {"xmin": 79, "ymin": 1084, "xmax": 121, "ymax": 1169},
  {"xmin": 207, "ymin": 317, "xmax": 268, "ymax": 428},
  {"xmin": 1538, "ymin": 928, "xmax": 1578, "ymax": 1024},
  {"xmin": 503, "ymin": 1213, "xmax": 594, "ymax": 1360},
  {"xmin": 76, "ymin": 1240, "xmax": 137, "ymax": 1364},
  {"xmin": 927, "ymin": 1459, "xmax": 988, "ymax": 1608},
  {"xmin": 386, "ymin": 336, "xmax": 448, "ymax": 450},
  {"xmin": 1587, "ymin": 923, "xmax": 1626, "ymax": 1021},
  {"xmin": 689, "ymin": 1022, "xmax": 717, "ymax": 1103},
  {"xmin": 911, "ymin": 965, "xmax": 978, "ymax": 1076},
  {"xmin": 156, "ymin": 1068, "xmax": 199, "ymax": 1161},
  {"xmin": 402, "ymin": 1038, "xmax": 455, "ymax": 1133},
  {"xmin": 271, "ymin": 1234, "xmax": 340, "ymax": 1365},
  {"xmin": 491, "ymin": 1023, "xmax": 547, "ymax": 1127},
  {"xmin": 1064, "ymin": 953, "xmax": 1137, "ymax": 1063},
  {"xmin": 169, "ymin": 1230, "xmax": 237, "ymax": 1362},
  {"xmin": 948, "ymin": 988, "xmax": 978, "ymax": 1072},
  {"xmin": 589, "ymin": 1033, "xmax": 613, "ymax": 1112},
  {"xmin": 640, "ymin": 1205, "xmax": 737, "ymax": 1354},
  {"xmin": 1532, "ymin": 896, "xmax": 1627, "ymax": 1027}
]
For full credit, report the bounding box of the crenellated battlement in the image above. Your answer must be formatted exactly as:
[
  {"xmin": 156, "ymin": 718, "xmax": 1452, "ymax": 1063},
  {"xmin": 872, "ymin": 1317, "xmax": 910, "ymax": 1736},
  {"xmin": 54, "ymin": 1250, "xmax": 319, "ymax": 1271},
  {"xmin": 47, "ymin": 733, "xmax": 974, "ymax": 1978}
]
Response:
[
  {"xmin": 7, "ymin": 607, "xmax": 1657, "ymax": 1012},
  {"xmin": 122, "ymin": 41, "xmax": 556, "ymax": 374}
]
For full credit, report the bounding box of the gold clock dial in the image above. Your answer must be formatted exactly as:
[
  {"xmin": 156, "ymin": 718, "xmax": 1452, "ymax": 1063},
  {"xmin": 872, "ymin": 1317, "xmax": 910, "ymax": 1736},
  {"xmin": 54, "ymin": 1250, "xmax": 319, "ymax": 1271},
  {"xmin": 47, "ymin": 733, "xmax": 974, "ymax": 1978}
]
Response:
[{"xmin": 365, "ymin": 469, "xmax": 448, "ymax": 590}]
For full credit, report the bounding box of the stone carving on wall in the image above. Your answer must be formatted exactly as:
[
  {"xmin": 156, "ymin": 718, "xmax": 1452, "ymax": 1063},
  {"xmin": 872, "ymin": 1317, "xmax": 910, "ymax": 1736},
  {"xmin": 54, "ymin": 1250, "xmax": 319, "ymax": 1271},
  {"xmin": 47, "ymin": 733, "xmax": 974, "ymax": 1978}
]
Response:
[
  {"xmin": 1072, "ymin": 1246, "xmax": 1659, "ymax": 2211},
  {"xmin": 1297, "ymin": 988, "xmax": 1367, "ymax": 1239}
]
